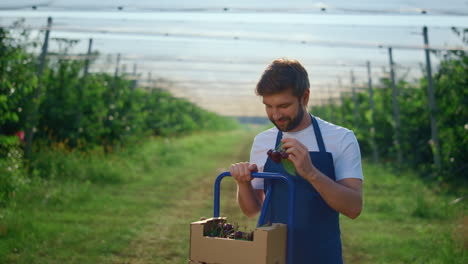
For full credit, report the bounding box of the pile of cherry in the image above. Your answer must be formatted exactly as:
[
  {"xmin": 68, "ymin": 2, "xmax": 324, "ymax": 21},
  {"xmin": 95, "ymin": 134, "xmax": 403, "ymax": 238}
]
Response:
[{"xmin": 205, "ymin": 221, "xmax": 253, "ymax": 241}]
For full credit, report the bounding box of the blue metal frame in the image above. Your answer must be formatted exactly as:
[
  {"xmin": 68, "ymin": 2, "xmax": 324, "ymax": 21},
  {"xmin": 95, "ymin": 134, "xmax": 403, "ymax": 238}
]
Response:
[{"xmin": 213, "ymin": 171, "xmax": 295, "ymax": 264}]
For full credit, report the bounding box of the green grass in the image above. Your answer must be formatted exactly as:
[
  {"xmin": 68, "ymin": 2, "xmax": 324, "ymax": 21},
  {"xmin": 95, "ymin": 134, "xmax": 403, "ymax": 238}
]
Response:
[
  {"xmin": 341, "ymin": 164, "xmax": 467, "ymax": 264},
  {"xmin": 1, "ymin": 128, "xmax": 466, "ymax": 264},
  {"xmin": 0, "ymin": 129, "xmax": 258, "ymax": 264}
]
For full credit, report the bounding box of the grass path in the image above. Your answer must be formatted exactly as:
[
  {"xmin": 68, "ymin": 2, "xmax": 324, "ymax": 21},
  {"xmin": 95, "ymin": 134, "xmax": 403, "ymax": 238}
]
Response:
[{"xmin": 111, "ymin": 130, "xmax": 257, "ymax": 264}]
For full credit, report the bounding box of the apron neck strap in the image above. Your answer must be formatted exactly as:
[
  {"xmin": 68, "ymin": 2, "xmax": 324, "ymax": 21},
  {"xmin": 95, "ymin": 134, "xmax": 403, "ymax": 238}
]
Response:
[
  {"xmin": 311, "ymin": 115, "xmax": 326, "ymax": 152},
  {"xmin": 274, "ymin": 114, "xmax": 327, "ymax": 152},
  {"xmin": 275, "ymin": 130, "xmax": 283, "ymax": 149}
]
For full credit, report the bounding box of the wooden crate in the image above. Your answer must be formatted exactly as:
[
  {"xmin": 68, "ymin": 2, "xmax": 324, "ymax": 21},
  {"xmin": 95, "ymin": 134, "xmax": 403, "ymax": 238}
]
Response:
[{"xmin": 190, "ymin": 217, "xmax": 287, "ymax": 264}]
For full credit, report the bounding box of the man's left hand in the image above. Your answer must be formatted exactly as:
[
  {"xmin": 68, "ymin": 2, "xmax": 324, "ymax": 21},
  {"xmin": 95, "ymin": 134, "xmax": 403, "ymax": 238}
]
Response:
[{"xmin": 281, "ymin": 138, "xmax": 318, "ymax": 179}]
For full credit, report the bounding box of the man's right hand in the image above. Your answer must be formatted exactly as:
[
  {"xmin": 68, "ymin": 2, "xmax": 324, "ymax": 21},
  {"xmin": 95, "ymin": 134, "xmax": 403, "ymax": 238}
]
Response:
[{"xmin": 229, "ymin": 162, "xmax": 258, "ymax": 184}]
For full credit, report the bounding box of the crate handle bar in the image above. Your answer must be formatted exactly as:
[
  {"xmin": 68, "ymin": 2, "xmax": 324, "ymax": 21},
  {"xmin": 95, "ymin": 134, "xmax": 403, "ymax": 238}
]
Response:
[{"xmin": 213, "ymin": 171, "xmax": 295, "ymax": 264}]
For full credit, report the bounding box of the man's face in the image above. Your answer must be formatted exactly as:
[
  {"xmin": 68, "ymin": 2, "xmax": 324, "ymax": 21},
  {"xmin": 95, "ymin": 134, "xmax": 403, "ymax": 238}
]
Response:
[{"xmin": 262, "ymin": 89, "xmax": 305, "ymax": 132}]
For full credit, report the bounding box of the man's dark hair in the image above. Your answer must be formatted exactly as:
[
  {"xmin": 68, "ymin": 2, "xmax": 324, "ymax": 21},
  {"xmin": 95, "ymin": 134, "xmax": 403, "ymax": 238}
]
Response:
[{"xmin": 256, "ymin": 58, "xmax": 310, "ymax": 98}]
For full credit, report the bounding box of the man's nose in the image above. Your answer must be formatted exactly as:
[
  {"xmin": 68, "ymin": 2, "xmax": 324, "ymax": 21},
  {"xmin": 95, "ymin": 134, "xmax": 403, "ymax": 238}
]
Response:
[{"xmin": 272, "ymin": 109, "xmax": 282, "ymax": 120}]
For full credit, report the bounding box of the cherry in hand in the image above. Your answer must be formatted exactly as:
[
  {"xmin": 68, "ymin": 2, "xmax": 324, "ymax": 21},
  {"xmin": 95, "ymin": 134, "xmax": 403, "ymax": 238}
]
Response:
[{"xmin": 267, "ymin": 149, "xmax": 289, "ymax": 163}]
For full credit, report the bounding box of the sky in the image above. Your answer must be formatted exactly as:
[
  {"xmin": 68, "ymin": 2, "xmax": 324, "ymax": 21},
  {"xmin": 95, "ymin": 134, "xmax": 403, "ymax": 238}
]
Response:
[{"xmin": 0, "ymin": 1, "xmax": 467, "ymax": 117}]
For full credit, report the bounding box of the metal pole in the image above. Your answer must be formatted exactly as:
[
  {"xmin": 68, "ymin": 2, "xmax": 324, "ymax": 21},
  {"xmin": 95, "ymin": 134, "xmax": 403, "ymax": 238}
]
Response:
[
  {"xmin": 147, "ymin": 72, "xmax": 152, "ymax": 90},
  {"xmin": 422, "ymin": 26, "xmax": 441, "ymax": 169},
  {"xmin": 75, "ymin": 38, "xmax": 93, "ymax": 140},
  {"xmin": 388, "ymin": 47, "xmax": 403, "ymax": 167},
  {"xmin": 350, "ymin": 70, "xmax": 358, "ymax": 128},
  {"xmin": 114, "ymin": 53, "xmax": 121, "ymax": 78},
  {"xmin": 131, "ymin": 63, "xmax": 138, "ymax": 90},
  {"xmin": 132, "ymin": 63, "xmax": 137, "ymax": 76},
  {"xmin": 103, "ymin": 53, "xmax": 121, "ymax": 152},
  {"xmin": 367, "ymin": 61, "xmax": 379, "ymax": 163},
  {"xmin": 0, "ymin": 28, "xmax": 5, "ymax": 93},
  {"xmin": 321, "ymin": 97, "xmax": 328, "ymax": 121},
  {"xmin": 24, "ymin": 17, "xmax": 52, "ymax": 160},
  {"xmin": 83, "ymin": 38, "xmax": 93, "ymax": 76},
  {"xmin": 327, "ymin": 85, "xmax": 334, "ymax": 123}
]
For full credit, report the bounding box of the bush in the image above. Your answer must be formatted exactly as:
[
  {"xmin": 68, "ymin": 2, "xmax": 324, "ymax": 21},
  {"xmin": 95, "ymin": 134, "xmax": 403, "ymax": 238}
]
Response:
[{"xmin": 0, "ymin": 136, "xmax": 28, "ymax": 206}]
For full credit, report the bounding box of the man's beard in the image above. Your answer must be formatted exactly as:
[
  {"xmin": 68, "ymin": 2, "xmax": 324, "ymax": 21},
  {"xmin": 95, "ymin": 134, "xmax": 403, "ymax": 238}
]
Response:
[{"xmin": 271, "ymin": 105, "xmax": 305, "ymax": 132}]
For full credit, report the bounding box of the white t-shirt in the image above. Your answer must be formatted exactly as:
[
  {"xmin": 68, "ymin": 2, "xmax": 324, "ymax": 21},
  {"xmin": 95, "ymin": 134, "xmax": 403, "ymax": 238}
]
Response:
[{"xmin": 250, "ymin": 116, "xmax": 364, "ymax": 189}]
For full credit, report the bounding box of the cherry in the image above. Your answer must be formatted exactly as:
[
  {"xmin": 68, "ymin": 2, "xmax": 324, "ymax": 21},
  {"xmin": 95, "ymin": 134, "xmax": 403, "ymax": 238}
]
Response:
[
  {"xmin": 271, "ymin": 151, "xmax": 281, "ymax": 163},
  {"xmin": 267, "ymin": 149, "xmax": 273, "ymax": 156},
  {"xmin": 280, "ymin": 151, "xmax": 289, "ymax": 159},
  {"xmin": 234, "ymin": 231, "xmax": 243, "ymax": 239},
  {"xmin": 223, "ymin": 223, "xmax": 234, "ymax": 232}
]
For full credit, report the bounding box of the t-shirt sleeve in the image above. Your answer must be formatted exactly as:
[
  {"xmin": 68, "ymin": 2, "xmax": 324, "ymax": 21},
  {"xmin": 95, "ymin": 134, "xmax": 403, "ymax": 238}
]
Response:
[{"xmin": 334, "ymin": 131, "xmax": 364, "ymax": 181}]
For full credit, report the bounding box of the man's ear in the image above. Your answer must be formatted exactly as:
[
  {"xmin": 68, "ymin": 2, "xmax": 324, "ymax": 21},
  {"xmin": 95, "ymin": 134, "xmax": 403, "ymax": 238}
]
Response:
[{"xmin": 302, "ymin": 89, "xmax": 310, "ymax": 106}]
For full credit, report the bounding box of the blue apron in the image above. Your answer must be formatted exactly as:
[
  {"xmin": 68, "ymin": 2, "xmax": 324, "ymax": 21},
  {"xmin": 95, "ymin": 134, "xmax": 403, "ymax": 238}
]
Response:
[{"xmin": 260, "ymin": 115, "xmax": 343, "ymax": 264}]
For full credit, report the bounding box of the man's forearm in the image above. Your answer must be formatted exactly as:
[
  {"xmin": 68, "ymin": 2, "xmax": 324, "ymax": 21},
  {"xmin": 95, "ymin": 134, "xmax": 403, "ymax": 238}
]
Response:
[
  {"xmin": 237, "ymin": 182, "xmax": 262, "ymax": 218},
  {"xmin": 305, "ymin": 170, "xmax": 363, "ymax": 219}
]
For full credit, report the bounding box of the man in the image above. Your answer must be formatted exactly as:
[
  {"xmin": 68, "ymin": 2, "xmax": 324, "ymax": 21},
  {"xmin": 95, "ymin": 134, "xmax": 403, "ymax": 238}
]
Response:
[{"xmin": 230, "ymin": 58, "xmax": 363, "ymax": 264}]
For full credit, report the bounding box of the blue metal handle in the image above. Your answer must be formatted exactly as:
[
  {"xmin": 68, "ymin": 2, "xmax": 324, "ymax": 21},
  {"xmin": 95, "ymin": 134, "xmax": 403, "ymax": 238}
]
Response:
[{"xmin": 213, "ymin": 171, "xmax": 295, "ymax": 264}]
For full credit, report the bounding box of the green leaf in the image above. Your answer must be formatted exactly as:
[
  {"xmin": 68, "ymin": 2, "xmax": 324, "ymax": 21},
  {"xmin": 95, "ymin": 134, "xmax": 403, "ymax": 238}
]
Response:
[
  {"xmin": 281, "ymin": 159, "xmax": 296, "ymax": 176},
  {"xmin": 275, "ymin": 142, "xmax": 283, "ymax": 151},
  {"xmin": 276, "ymin": 142, "xmax": 296, "ymax": 176}
]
